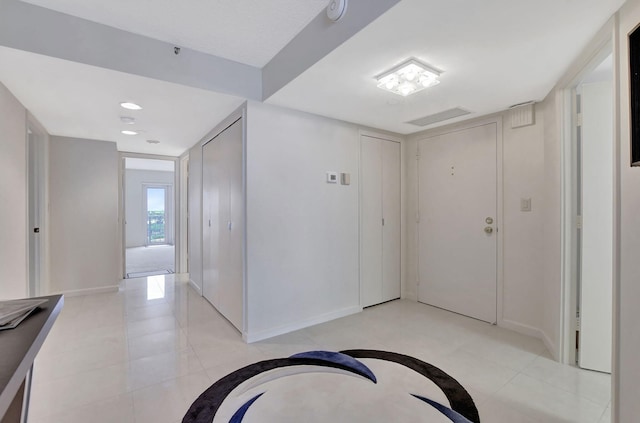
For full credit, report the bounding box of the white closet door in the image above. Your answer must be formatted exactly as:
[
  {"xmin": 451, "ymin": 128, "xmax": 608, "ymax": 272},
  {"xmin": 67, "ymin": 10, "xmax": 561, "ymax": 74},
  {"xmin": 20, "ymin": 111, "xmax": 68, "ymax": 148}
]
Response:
[
  {"xmin": 202, "ymin": 138, "xmax": 223, "ymax": 309},
  {"xmin": 202, "ymin": 118, "xmax": 243, "ymax": 332},
  {"xmin": 361, "ymin": 137, "xmax": 383, "ymax": 307},
  {"xmin": 221, "ymin": 119, "xmax": 243, "ymax": 331},
  {"xmin": 382, "ymin": 140, "xmax": 401, "ymax": 302},
  {"xmin": 360, "ymin": 136, "xmax": 401, "ymax": 307}
]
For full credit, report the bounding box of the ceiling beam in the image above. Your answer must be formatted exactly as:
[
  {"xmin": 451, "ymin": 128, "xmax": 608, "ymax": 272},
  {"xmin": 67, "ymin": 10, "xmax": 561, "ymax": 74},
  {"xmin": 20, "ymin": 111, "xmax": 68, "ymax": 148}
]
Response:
[
  {"xmin": 0, "ymin": 0, "xmax": 262, "ymax": 100},
  {"xmin": 262, "ymin": 0, "xmax": 401, "ymax": 100}
]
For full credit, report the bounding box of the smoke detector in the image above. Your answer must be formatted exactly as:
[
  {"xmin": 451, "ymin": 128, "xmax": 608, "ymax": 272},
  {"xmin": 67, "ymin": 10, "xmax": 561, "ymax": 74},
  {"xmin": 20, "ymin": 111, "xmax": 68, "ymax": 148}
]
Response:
[{"xmin": 327, "ymin": 0, "xmax": 347, "ymax": 22}]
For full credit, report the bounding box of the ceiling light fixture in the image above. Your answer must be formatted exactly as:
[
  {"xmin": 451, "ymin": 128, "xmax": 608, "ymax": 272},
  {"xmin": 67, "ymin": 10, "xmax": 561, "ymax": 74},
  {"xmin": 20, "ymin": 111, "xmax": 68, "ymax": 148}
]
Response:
[
  {"xmin": 121, "ymin": 130, "xmax": 139, "ymax": 135},
  {"xmin": 120, "ymin": 116, "xmax": 136, "ymax": 124},
  {"xmin": 376, "ymin": 58, "xmax": 441, "ymax": 97},
  {"xmin": 120, "ymin": 102, "xmax": 142, "ymax": 110}
]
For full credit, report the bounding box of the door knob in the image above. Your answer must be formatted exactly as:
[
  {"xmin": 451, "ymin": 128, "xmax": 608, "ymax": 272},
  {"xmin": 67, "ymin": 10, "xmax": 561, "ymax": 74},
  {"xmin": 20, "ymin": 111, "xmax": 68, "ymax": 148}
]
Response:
[
  {"xmin": 485, "ymin": 217, "xmax": 494, "ymax": 224},
  {"xmin": 484, "ymin": 226, "xmax": 493, "ymax": 234}
]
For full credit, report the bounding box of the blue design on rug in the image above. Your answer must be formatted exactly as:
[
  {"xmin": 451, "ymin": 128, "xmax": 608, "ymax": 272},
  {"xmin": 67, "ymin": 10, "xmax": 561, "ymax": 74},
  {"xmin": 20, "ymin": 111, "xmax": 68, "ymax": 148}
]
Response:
[{"xmin": 182, "ymin": 349, "xmax": 480, "ymax": 423}]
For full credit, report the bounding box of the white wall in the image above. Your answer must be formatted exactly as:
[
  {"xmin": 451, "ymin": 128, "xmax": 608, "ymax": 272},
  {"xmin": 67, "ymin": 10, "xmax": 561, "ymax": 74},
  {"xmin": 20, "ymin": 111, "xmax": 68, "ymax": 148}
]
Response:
[
  {"xmin": 540, "ymin": 90, "xmax": 563, "ymax": 359},
  {"xmin": 406, "ymin": 112, "xmax": 546, "ymax": 341},
  {"xmin": 0, "ymin": 81, "xmax": 27, "ymax": 299},
  {"xmin": 125, "ymin": 169, "xmax": 174, "ymax": 248},
  {"xmin": 244, "ymin": 101, "xmax": 361, "ymax": 341},
  {"xmin": 616, "ymin": 2, "xmax": 640, "ymax": 420},
  {"xmin": 503, "ymin": 110, "xmax": 546, "ymax": 334},
  {"xmin": 188, "ymin": 142, "xmax": 203, "ymax": 292},
  {"xmin": 49, "ymin": 136, "xmax": 119, "ymax": 294}
]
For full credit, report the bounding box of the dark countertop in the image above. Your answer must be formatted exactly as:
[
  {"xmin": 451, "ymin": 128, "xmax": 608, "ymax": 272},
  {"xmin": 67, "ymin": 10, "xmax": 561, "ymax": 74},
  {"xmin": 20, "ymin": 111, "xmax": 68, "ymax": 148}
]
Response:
[{"xmin": 0, "ymin": 295, "xmax": 63, "ymax": 418}]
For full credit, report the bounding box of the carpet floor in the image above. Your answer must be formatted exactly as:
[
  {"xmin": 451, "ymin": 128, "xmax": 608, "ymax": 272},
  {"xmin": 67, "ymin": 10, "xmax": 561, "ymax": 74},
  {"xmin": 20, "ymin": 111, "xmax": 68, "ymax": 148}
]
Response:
[{"xmin": 126, "ymin": 245, "xmax": 175, "ymax": 277}]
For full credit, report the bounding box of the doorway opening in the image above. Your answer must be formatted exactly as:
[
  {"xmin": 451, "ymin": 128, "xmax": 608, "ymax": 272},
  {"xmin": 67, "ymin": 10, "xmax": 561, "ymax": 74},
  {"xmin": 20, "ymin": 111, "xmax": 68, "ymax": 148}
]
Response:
[
  {"xmin": 124, "ymin": 157, "xmax": 176, "ymax": 278},
  {"xmin": 562, "ymin": 45, "xmax": 613, "ymax": 374}
]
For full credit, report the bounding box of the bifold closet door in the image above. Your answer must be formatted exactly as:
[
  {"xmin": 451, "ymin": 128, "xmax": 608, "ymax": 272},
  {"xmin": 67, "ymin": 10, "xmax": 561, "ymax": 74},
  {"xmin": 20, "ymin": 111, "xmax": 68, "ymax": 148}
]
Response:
[
  {"xmin": 202, "ymin": 137, "xmax": 222, "ymax": 310},
  {"xmin": 202, "ymin": 118, "xmax": 243, "ymax": 332},
  {"xmin": 360, "ymin": 136, "xmax": 401, "ymax": 308},
  {"xmin": 219, "ymin": 119, "xmax": 243, "ymax": 331},
  {"xmin": 381, "ymin": 140, "xmax": 401, "ymax": 301},
  {"xmin": 361, "ymin": 138, "xmax": 383, "ymax": 308}
]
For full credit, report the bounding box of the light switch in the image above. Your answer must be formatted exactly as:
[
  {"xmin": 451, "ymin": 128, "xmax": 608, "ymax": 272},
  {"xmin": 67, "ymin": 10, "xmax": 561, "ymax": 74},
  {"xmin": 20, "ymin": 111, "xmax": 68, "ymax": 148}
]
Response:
[
  {"xmin": 326, "ymin": 171, "xmax": 338, "ymax": 183},
  {"xmin": 341, "ymin": 173, "xmax": 350, "ymax": 185},
  {"xmin": 520, "ymin": 198, "xmax": 532, "ymax": 212}
]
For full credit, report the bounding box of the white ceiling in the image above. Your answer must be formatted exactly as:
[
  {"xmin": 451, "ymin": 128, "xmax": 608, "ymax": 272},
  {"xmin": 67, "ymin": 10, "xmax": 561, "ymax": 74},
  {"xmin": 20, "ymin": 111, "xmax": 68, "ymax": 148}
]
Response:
[
  {"xmin": 19, "ymin": 0, "xmax": 328, "ymax": 67},
  {"xmin": 0, "ymin": 46, "xmax": 244, "ymax": 156},
  {"xmin": 0, "ymin": 0, "xmax": 626, "ymax": 156},
  {"xmin": 268, "ymin": 0, "xmax": 625, "ymax": 134}
]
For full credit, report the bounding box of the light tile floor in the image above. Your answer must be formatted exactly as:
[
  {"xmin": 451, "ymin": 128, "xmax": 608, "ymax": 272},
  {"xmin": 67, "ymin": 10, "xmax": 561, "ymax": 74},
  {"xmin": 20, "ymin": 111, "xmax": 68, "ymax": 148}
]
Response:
[{"xmin": 28, "ymin": 275, "xmax": 611, "ymax": 423}]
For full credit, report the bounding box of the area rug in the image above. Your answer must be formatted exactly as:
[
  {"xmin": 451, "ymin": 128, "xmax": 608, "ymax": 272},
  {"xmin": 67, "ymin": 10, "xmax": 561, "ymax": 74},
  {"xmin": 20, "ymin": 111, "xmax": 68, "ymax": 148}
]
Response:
[{"xmin": 183, "ymin": 349, "xmax": 480, "ymax": 423}]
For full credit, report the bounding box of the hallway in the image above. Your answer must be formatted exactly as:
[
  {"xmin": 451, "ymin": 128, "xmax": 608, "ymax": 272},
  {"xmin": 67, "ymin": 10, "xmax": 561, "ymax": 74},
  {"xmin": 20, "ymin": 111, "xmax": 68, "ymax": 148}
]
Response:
[{"xmin": 28, "ymin": 275, "xmax": 610, "ymax": 422}]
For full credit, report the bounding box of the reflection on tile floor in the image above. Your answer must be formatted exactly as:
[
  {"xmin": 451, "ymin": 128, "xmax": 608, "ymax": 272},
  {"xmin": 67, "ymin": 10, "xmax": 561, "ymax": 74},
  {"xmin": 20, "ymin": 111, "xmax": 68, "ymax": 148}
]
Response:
[{"xmin": 29, "ymin": 275, "xmax": 611, "ymax": 423}]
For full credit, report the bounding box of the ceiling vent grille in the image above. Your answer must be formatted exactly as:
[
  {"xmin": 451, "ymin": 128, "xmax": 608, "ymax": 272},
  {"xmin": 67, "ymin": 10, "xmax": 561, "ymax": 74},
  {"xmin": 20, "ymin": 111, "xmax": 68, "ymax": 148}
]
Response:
[{"xmin": 406, "ymin": 107, "xmax": 471, "ymax": 127}]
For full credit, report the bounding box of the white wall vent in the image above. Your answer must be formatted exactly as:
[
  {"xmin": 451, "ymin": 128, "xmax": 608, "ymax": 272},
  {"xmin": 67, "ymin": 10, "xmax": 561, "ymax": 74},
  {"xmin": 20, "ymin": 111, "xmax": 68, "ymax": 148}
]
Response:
[
  {"xmin": 509, "ymin": 102, "xmax": 535, "ymax": 128},
  {"xmin": 406, "ymin": 108, "xmax": 471, "ymax": 127}
]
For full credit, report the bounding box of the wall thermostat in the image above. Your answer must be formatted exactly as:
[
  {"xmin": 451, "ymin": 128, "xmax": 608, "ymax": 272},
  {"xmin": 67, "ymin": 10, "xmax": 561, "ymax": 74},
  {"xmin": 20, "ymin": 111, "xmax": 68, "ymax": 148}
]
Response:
[
  {"xmin": 326, "ymin": 172, "xmax": 338, "ymax": 183},
  {"xmin": 327, "ymin": 0, "xmax": 348, "ymax": 22}
]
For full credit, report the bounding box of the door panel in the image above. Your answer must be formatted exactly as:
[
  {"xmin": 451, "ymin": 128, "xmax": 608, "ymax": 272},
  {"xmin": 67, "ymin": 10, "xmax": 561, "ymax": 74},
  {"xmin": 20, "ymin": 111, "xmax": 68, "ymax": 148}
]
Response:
[
  {"xmin": 579, "ymin": 81, "xmax": 613, "ymax": 373},
  {"xmin": 360, "ymin": 137, "xmax": 383, "ymax": 307},
  {"xmin": 382, "ymin": 140, "xmax": 401, "ymax": 302},
  {"xmin": 202, "ymin": 138, "xmax": 222, "ymax": 309},
  {"xmin": 417, "ymin": 123, "xmax": 497, "ymax": 323},
  {"xmin": 221, "ymin": 119, "xmax": 243, "ymax": 331}
]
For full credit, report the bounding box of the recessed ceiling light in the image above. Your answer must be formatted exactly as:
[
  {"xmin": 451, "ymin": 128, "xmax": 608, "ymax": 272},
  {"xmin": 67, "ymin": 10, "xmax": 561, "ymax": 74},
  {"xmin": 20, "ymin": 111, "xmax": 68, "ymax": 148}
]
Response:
[
  {"xmin": 120, "ymin": 116, "xmax": 136, "ymax": 124},
  {"xmin": 376, "ymin": 58, "xmax": 441, "ymax": 97},
  {"xmin": 146, "ymin": 139, "xmax": 160, "ymax": 144},
  {"xmin": 121, "ymin": 130, "xmax": 139, "ymax": 135},
  {"xmin": 120, "ymin": 102, "xmax": 142, "ymax": 110}
]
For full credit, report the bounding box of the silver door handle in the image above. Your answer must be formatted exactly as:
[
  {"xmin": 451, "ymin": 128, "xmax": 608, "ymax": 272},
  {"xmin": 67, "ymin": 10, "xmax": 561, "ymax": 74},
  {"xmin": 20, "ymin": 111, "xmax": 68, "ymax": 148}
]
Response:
[{"xmin": 484, "ymin": 226, "xmax": 493, "ymax": 234}]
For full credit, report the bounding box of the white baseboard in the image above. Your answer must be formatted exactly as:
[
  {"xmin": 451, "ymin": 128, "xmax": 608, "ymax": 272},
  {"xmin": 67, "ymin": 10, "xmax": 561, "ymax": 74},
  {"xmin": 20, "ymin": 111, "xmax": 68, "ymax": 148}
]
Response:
[
  {"xmin": 58, "ymin": 285, "xmax": 119, "ymax": 297},
  {"xmin": 500, "ymin": 318, "xmax": 542, "ymax": 339},
  {"xmin": 188, "ymin": 279, "xmax": 202, "ymax": 295},
  {"xmin": 243, "ymin": 305, "xmax": 362, "ymax": 344},
  {"xmin": 499, "ymin": 318, "xmax": 559, "ymax": 359},
  {"xmin": 541, "ymin": 330, "xmax": 559, "ymax": 360}
]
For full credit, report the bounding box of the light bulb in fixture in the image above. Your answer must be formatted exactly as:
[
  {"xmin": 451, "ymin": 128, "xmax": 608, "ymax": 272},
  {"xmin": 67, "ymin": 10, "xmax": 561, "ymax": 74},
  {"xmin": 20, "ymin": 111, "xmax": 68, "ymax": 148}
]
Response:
[
  {"xmin": 385, "ymin": 77, "xmax": 398, "ymax": 90},
  {"xmin": 405, "ymin": 71, "xmax": 416, "ymax": 81},
  {"xmin": 419, "ymin": 75, "xmax": 438, "ymax": 88},
  {"xmin": 399, "ymin": 83, "xmax": 415, "ymax": 96},
  {"xmin": 121, "ymin": 130, "xmax": 138, "ymax": 135},
  {"xmin": 120, "ymin": 102, "xmax": 142, "ymax": 110}
]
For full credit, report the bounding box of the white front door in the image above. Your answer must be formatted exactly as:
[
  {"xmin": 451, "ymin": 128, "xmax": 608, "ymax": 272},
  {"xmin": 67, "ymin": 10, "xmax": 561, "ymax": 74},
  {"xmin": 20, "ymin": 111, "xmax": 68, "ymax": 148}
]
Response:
[{"xmin": 417, "ymin": 122, "xmax": 498, "ymax": 323}]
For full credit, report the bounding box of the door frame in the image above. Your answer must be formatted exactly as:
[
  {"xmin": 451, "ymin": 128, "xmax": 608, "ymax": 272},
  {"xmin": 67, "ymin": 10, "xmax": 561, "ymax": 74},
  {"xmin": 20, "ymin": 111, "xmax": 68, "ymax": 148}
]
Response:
[
  {"xmin": 26, "ymin": 113, "xmax": 49, "ymax": 297},
  {"xmin": 358, "ymin": 130, "xmax": 404, "ymax": 307},
  {"xmin": 414, "ymin": 116, "xmax": 504, "ymax": 326},
  {"xmin": 179, "ymin": 155, "xmax": 189, "ymax": 273},
  {"xmin": 119, "ymin": 152, "xmax": 181, "ymax": 278}
]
